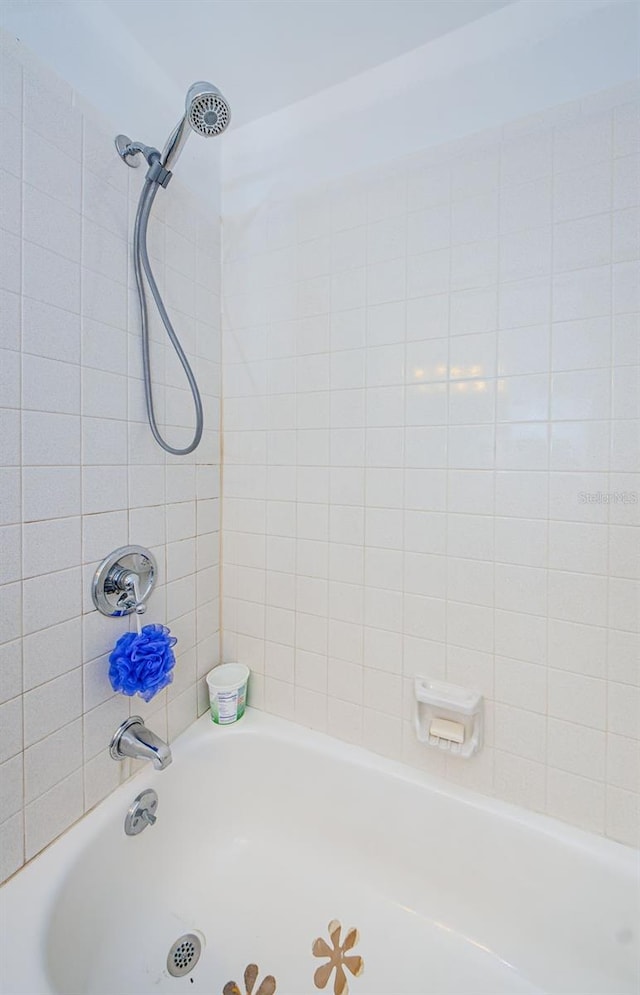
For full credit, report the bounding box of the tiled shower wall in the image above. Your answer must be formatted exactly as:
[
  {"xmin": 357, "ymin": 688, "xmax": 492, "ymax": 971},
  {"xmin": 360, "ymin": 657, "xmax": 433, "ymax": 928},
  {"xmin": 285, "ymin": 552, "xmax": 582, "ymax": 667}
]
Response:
[
  {"xmin": 222, "ymin": 85, "xmax": 639, "ymax": 845},
  {"xmin": 0, "ymin": 34, "xmax": 221, "ymax": 882}
]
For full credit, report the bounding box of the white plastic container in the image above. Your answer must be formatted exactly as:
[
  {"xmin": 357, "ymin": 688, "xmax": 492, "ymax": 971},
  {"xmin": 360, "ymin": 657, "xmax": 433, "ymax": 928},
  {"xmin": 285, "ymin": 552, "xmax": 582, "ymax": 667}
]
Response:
[{"xmin": 206, "ymin": 663, "xmax": 249, "ymax": 725}]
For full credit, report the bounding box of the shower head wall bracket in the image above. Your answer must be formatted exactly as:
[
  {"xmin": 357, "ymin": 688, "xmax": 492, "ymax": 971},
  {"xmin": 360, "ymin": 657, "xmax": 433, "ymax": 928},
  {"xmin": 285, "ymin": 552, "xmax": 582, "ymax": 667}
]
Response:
[{"xmin": 115, "ymin": 136, "xmax": 172, "ymax": 187}]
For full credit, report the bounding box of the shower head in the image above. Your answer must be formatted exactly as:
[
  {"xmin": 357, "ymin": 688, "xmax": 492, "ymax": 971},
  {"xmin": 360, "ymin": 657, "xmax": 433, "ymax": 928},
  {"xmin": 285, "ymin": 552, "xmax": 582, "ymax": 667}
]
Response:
[
  {"xmin": 161, "ymin": 80, "xmax": 231, "ymax": 172},
  {"xmin": 185, "ymin": 81, "xmax": 231, "ymax": 138}
]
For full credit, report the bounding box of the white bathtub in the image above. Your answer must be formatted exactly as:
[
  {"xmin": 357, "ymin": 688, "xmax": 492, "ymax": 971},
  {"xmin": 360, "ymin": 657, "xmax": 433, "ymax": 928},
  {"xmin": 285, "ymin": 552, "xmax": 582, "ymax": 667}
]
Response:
[{"xmin": 0, "ymin": 709, "xmax": 638, "ymax": 995}]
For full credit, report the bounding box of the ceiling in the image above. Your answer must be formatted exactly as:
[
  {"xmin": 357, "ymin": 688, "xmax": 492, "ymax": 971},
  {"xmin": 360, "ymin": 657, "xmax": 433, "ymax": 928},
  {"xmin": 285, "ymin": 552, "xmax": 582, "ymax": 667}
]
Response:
[{"xmin": 104, "ymin": 0, "xmax": 513, "ymax": 127}]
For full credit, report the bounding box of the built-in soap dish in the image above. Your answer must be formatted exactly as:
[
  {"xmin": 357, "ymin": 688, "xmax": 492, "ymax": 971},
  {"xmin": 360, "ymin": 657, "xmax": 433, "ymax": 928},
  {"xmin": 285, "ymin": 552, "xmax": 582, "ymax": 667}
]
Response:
[{"xmin": 414, "ymin": 677, "xmax": 483, "ymax": 759}]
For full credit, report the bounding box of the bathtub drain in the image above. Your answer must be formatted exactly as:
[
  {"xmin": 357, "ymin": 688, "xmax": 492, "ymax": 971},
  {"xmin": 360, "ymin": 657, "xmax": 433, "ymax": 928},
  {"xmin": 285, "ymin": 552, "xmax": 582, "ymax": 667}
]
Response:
[{"xmin": 167, "ymin": 933, "xmax": 202, "ymax": 977}]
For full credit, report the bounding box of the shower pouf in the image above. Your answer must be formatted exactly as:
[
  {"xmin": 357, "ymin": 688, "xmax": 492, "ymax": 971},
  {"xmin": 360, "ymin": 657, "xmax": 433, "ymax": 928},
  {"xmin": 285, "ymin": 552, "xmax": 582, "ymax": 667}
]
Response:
[{"xmin": 109, "ymin": 623, "xmax": 177, "ymax": 702}]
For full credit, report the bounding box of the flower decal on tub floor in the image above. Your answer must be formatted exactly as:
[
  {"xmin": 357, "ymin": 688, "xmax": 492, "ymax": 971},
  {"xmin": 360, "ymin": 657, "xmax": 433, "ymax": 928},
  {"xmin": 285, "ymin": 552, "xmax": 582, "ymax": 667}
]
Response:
[
  {"xmin": 312, "ymin": 920, "xmax": 364, "ymax": 995},
  {"xmin": 223, "ymin": 963, "xmax": 276, "ymax": 995}
]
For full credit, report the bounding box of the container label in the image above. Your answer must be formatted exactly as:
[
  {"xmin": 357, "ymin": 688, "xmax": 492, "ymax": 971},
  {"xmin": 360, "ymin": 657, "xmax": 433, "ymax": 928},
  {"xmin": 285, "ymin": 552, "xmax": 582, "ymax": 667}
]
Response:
[{"xmin": 211, "ymin": 683, "xmax": 247, "ymax": 724}]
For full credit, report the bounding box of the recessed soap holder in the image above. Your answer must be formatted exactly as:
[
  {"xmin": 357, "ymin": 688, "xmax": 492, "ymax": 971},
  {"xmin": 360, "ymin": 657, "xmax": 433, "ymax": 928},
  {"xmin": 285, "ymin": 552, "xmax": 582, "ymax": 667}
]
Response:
[
  {"xmin": 414, "ymin": 677, "xmax": 483, "ymax": 759},
  {"xmin": 92, "ymin": 545, "xmax": 157, "ymax": 618}
]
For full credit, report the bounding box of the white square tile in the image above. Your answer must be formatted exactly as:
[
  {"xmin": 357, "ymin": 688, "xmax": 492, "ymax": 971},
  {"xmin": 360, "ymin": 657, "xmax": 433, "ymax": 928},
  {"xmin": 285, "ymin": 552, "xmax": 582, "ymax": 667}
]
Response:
[
  {"xmin": 495, "ymin": 609, "xmax": 547, "ymax": 665},
  {"xmin": 406, "ymin": 249, "xmax": 450, "ymax": 298},
  {"xmin": 24, "ymin": 769, "xmax": 83, "ymax": 860},
  {"xmin": 24, "ymin": 718, "xmax": 82, "ymax": 803},
  {"xmin": 493, "ymin": 703, "xmax": 546, "ymax": 762},
  {"xmin": 449, "ymin": 331, "xmax": 496, "ymax": 381},
  {"xmin": 0, "ymin": 168, "xmax": 20, "ymax": 236},
  {"xmin": 549, "ymin": 667, "xmax": 606, "ymax": 729},
  {"xmin": 613, "ymin": 261, "xmax": 640, "ymax": 314},
  {"xmin": 554, "ymin": 112, "xmax": 612, "ymax": 171},
  {"xmin": 608, "ymin": 682, "xmax": 640, "ymax": 739},
  {"xmin": 0, "ymin": 752, "xmax": 23, "ymax": 823},
  {"xmin": 548, "ymin": 618, "xmax": 606, "ymax": 678},
  {"xmin": 553, "ymin": 162, "xmax": 611, "ymax": 222},
  {"xmin": 609, "ymin": 525, "xmax": 640, "ymax": 580},
  {"xmin": 493, "ymin": 751, "xmax": 546, "ymax": 812},
  {"xmin": 495, "ymin": 563, "xmax": 546, "ymax": 616},
  {"xmin": 451, "ymin": 239, "xmax": 498, "ymax": 290},
  {"xmin": 407, "ymin": 205, "xmax": 449, "ymax": 256},
  {"xmin": 551, "ymin": 316, "xmax": 611, "ymax": 373},
  {"xmin": 0, "ymin": 695, "xmax": 22, "ymax": 764},
  {"xmin": 83, "ymin": 467, "xmax": 128, "ymax": 515},
  {"xmin": 366, "ymin": 258, "xmax": 405, "ymax": 307},
  {"xmin": 368, "ymin": 215, "xmax": 406, "ymax": 263},
  {"xmin": 548, "ymin": 521, "xmax": 608, "ymax": 575},
  {"xmin": 497, "ymin": 374, "xmax": 548, "ymax": 423},
  {"xmin": 366, "ymin": 386, "xmax": 404, "ymax": 427},
  {"xmin": 495, "ymin": 471, "xmax": 547, "ymax": 519},
  {"xmin": 496, "ymin": 422, "xmax": 548, "ymax": 471},
  {"xmin": 22, "ymin": 298, "xmax": 81, "ymax": 364},
  {"xmin": 448, "ymin": 424, "xmax": 494, "ymax": 466},
  {"xmin": 613, "ymin": 101, "xmax": 640, "ymax": 157},
  {"xmin": 552, "ymin": 266, "xmax": 611, "ymax": 323},
  {"xmin": 0, "ymin": 288, "xmax": 20, "ymax": 352},
  {"xmin": 23, "ymin": 566, "xmax": 81, "ymax": 634},
  {"xmin": 553, "ymin": 214, "xmax": 611, "ymax": 273},
  {"xmin": 23, "ymin": 467, "xmax": 81, "ymax": 522},
  {"xmin": 22, "ymin": 355, "xmax": 80, "ymax": 415},
  {"xmin": 612, "ymin": 367, "xmax": 640, "ymax": 423},
  {"xmin": 549, "ymin": 472, "xmax": 610, "ymax": 524},
  {"xmin": 499, "ymin": 177, "xmax": 552, "ymax": 233},
  {"xmin": 0, "ymin": 639, "xmax": 21, "ymax": 705},
  {"xmin": 613, "ymin": 207, "xmax": 640, "ymax": 263},
  {"xmin": 0, "ymin": 221, "xmax": 20, "ymax": 294},
  {"xmin": 499, "ymin": 277, "xmax": 550, "ymax": 329},
  {"xmin": 497, "ymin": 325, "xmax": 550, "ymax": 377},
  {"xmin": 606, "ymin": 785, "xmax": 640, "ymax": 847},
  {"xmin": 500, "ymin": 227, "xmax": 551, "ymax": 283},
  {"xmin": 0, "ymin": 524, "xmax": 20, "ymax": 585},
  {"xmin": 23, "ymin": 183, "xmax": 81, "ymax": 263},
  {"xmin": 23, "ymin": 617, "xmax": 81, "ymax": 691},
  {"xmin": 613, "ymin": 153, "xmax": 639, "ymax": 209},
  {"xmin": 22, "ymin": 516, "xmax": 81, "ymax": 578},
  {"xmin": 495, "ymin": 656, "xmax": 546, "ymax": 713},
  {"xmin": 404, "ymin": 511, "xmax": 446, "ymax": 553},
  {"xmin": 551, "ymin": 369, "xmax": 611, "ymax": 421},
  {"xmin": 547, "ymin": 717, "xmax": 606, "ymax": 780},
  {"xmin": 366, "ymin": 301, "xmax": 405, "ymax": 347},
  {"xmin": 449, "ymin": 287, "xmax": 497, "ymax": 337},
  {"xmin": 548, "ymin": 570, "xmax": 608, "ymax": 627},
  {"xmin": 607, "ymin": 627, "xmax": 640, "ymax": 686},
  {"xmin": 547, "ymin": 767, "xmax": 604, "ymax": 833},
  {"xmin": 23, "ymin": 666, "xmax": 82, "ymax": 748},
  {"xmin": 23, "ymin": 242, "xmax": 80, "ymax": 313},
  {"xmin": 447, "ymin": 556, "xmax": 492, "ymax": 607},
  {"xmin": 447, "ymin": 470, "xmax": 493, "ymax": 516},
  {"xmin": 406, "ymin": 159, "xmax": 450, "ymax": 212},
  {"xmin": 606, "ymin": 733, "xmax": 640, "ymax": 792}
]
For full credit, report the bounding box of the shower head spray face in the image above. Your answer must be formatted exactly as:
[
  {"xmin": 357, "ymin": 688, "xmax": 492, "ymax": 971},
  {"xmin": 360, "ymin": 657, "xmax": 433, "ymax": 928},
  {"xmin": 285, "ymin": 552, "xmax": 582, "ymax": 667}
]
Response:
[{"xmin": 186, "ymin": 81, "xmax": 231, "ymax": 137}]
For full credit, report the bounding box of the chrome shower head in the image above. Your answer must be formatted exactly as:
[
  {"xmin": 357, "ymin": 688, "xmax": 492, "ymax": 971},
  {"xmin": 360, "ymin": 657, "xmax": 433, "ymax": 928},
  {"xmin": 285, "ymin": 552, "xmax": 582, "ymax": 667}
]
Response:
[
  {"xmin": 186, "ymin": 81, "xmax": 231, "ymax": 138},
  {"xmin": 161, "ymin": 80, "xmax": 231, "ymax": 171}
]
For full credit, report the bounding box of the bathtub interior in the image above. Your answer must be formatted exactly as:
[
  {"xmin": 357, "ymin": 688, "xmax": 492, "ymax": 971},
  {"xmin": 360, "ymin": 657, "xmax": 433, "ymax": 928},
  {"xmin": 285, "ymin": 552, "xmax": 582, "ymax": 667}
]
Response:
[{"xmin": 39, "ymin": 714, "xmax": 638, "ymax": 995}]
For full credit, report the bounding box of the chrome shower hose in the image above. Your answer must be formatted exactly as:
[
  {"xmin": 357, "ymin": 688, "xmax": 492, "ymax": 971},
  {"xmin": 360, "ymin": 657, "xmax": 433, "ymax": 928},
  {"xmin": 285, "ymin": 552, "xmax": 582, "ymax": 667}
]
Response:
[{"xmin": 133, "ymin": 178, "xmax": 203, "ymax": 455}]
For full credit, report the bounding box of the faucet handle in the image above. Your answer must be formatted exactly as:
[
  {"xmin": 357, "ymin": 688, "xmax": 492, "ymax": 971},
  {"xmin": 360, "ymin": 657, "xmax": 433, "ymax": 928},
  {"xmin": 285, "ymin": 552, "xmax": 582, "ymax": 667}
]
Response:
[{"xmin": 123, "ymin": 572, "xmax": 147, "ymax": 616}]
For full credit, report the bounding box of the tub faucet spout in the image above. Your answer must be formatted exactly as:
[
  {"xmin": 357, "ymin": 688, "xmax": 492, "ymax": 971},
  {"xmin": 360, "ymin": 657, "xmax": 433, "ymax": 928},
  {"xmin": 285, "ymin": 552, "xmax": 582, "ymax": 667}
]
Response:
[{"xmin": 109, "ymin": 716, "xmax": 172, "ymax": 770}]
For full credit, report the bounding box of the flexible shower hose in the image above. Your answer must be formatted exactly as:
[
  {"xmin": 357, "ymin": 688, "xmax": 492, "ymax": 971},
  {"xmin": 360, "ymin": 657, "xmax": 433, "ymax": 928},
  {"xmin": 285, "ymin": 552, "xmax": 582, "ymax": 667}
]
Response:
[{"xmin": 133, "ymin": 177, "xmax": 203, "ymax": 456}]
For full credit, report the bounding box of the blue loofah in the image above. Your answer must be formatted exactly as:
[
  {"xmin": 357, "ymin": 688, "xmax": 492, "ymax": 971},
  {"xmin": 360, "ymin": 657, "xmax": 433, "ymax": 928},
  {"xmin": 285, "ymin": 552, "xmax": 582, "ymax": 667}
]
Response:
[{"xmin": 109, "ymin": 623, "xmax": 177, "ymax": 702}]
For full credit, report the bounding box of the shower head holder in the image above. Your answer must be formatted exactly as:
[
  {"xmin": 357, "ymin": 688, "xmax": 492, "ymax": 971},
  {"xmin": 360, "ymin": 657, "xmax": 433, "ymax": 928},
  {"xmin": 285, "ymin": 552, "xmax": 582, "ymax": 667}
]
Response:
[{"xmin": 115, "ymin": 136, "xmax": 172, "ymax": 187}]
